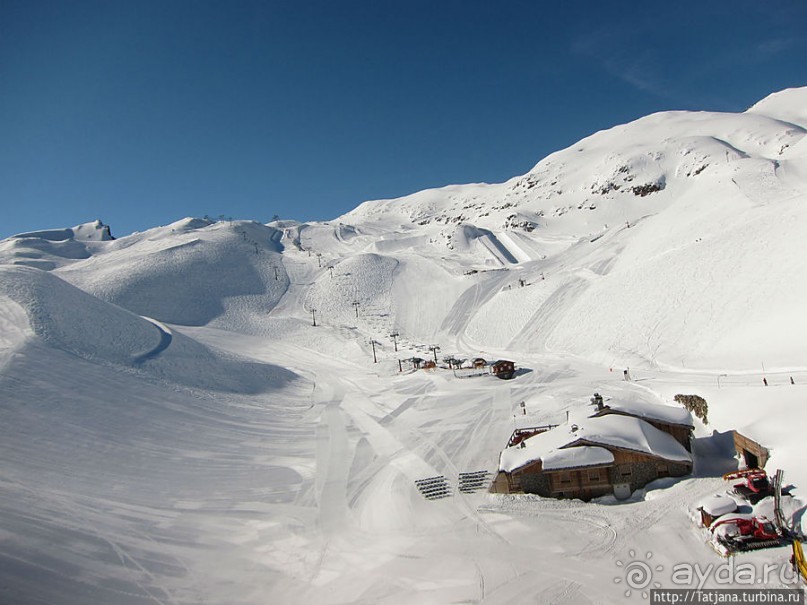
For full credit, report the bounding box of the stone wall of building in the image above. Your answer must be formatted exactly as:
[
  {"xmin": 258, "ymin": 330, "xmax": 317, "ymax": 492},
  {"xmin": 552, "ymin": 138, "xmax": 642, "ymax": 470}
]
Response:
[{"xmin": 521, "ymin": 473, "xmax": 551, "ymax": 496}]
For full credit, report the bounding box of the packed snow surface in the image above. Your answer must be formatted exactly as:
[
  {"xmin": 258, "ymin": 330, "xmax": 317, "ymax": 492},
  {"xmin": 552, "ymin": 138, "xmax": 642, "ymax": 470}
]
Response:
[{"xmin": 1, "ymin": 87, "xmax": 806, "ymax": 604}]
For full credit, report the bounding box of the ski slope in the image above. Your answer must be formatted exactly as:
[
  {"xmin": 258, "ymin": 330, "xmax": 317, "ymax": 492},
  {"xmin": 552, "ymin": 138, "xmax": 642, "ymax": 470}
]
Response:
[{"xmin": 1, "ymin": 87, "xmax": 807, "ymax": 604}]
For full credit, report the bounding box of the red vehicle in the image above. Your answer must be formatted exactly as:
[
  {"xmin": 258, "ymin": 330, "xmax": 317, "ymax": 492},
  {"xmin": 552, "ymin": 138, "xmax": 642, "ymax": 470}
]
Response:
[
  {"xmin": 723, "ymin": 469, "xmax": 774, "ymax": 504},
  {"xmin": 711, "ymin": 516, "xmax": 781, "ymax": 551}
]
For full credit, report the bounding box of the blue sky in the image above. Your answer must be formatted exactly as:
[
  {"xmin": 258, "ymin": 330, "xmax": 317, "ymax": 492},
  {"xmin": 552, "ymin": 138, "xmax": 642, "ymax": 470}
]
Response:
[{"xmin": 1, "ymin": 0, "xmax": 806, "ymax": 239}]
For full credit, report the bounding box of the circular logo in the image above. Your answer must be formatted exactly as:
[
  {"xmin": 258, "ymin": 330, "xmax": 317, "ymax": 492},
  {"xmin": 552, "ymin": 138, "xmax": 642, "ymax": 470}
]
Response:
[{"xmin": 614, "ymin": 550, "xmax": 663, "ymax": 599}]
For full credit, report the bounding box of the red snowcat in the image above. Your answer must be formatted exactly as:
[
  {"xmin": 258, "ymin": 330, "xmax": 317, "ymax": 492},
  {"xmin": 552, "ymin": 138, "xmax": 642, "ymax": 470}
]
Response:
[
  {"xmin": 723, "ymin": 469, "xmax": 774, "ymax": 504},
  {"xmin": 710, "ymin": 515, "xmax": 781, "ymax": 552}
]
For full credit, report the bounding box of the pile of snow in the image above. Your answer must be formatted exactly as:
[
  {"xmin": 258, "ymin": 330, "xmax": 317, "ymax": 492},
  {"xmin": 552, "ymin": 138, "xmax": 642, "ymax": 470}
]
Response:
[
  {"xmin": 0, "ymin": 265, "xmax": 161, "ymax": 365},
  {"xmin": 0, "ymin": 264, "xmax": 297, "ymax": 393},
  {"xmin": 697, "ymin": 493, "xmax": 739, "ymax": 518}
]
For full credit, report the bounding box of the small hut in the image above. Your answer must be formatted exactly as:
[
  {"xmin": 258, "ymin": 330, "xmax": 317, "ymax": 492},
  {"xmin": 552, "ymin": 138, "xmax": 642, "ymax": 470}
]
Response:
[
  {"xmin": 491, "ymin": 360, "xmax": 516, "ymax": 380},
  {"xmin": 732, "ymin": 431, "xmax": 770, "ymax": 470}
]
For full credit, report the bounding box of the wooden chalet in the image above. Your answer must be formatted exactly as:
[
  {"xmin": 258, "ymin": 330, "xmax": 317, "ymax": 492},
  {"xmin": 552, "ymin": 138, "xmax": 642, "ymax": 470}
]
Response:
[
  {"xmin": 491, "ymin": 360, "xmax": 516, "ymax": 380},
  {"xmin": 491, "ymin": 414, "xmax": 693, "ymax": 501}
]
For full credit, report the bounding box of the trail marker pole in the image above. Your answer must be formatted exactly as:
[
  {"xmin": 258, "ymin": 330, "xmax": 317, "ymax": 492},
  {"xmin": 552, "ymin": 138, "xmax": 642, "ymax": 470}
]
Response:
[
  {"xmin": 390, "ymin": 331, "xmax": 399, "ymax": 352},
  {"xmin": 352, "ymin": 301, "xmax": 360, "ymax": 318},
  {"xmin": 311, "ymin": 309, "xmax": 317, "ymax": 327},
  {"xmin": 370, "ymin": 340, "xmax": 378, "ymax": 363}
]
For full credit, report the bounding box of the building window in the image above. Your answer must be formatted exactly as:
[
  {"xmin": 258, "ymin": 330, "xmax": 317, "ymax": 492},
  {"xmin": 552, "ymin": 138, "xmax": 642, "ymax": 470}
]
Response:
[
  {"xmin": 619, "ymin": 467, "xmax": 632, "ymax": 480},
  {"xmin": 559, "ymin": 472, "xmax": 572, "ymax": 483},
  {"xmin": 588, "ymin": 470, "xmax": 600, "ymax": 481},
  {"xmin": 657, "ymin": 464, "xmax": 669, "ymax": 478}
]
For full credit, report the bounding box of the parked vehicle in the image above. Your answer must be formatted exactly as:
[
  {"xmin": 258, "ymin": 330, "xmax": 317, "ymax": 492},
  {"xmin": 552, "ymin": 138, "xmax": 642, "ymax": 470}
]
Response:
[
  {"xmin": 723, "ymin": 469, "xmax": 774, "ymax": 504},
  {"xmin": 711, "ymin": 515, "xmax": 781, "ymax": 551}
]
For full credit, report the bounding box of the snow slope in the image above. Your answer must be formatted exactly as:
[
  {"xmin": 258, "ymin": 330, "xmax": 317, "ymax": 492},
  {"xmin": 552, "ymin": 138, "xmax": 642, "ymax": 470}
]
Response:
[{"xmin": 1, "ymin": 87, "xmax": 806, "ymax": 604}]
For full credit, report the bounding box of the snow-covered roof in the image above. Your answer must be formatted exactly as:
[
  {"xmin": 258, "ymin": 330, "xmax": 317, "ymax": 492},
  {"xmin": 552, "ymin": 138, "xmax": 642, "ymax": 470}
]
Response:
[
  {"xmin": 500, "ymin": 421, "xmax": 579, "ymax": 472},
  {"xmin": 572, "ymin": 415, "xmax": 692, "ymax": 463},
  {"xmin": 596, "ymin": 399, "xmax": 693, "ymax": 428},
  {"xmin": 499, "ymin": 414, "xmax": 692, "ymax": 473},
  {"xmin": 542, "ymin": 446, "xmax": 614, "ymax": 471},
  {"xmin": 698, "ymin": 494, "xmax": 738, "ymax": 517}
]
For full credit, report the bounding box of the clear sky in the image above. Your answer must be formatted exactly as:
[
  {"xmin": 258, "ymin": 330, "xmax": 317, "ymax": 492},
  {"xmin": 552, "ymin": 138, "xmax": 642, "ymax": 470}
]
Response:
[{"xmin": 1, "ymin": 0, "xmax": 806, "ymax": 239}]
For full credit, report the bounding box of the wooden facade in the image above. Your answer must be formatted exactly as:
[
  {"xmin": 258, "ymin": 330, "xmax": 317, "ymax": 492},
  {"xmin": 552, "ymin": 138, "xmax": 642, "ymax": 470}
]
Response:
[
  {"xmin": 491, "ymin": 444, "xmax": 692, "ymax": 500},
  {"xmin": 733, "ymin": 431, "xmax": 769, "ymax": 469},
  {"xmin": 492, "ymin": 360, "xmax": 516, "ymax": 380}
]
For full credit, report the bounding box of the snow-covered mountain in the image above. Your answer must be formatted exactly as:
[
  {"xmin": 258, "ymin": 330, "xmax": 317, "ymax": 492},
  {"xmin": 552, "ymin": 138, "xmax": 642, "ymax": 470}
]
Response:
[{"xmin": 1, "ymin": 87, "xmax": 806, "ymax": 604}]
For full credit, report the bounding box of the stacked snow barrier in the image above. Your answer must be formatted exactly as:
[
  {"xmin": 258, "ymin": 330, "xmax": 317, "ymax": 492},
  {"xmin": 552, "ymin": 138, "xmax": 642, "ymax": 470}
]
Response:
[
  {"xmin": 458, "ymin": 471, "xmax": 492, "ymax": 493},
  {"xmin": 415, "ymin": 476, "xmax": 450, "ymax": 500}
]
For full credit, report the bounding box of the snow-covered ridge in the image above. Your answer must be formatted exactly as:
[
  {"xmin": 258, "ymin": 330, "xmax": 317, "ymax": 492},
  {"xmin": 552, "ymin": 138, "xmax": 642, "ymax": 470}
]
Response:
[
  {"xmin": 341, "ymin": 88, "xmax": 807, "ymax": 234},
  {"xmin": 11, "ymin": 219, "xmax": 114, "ymax": 242},
  {"xmin": 746, "ymin": 86, "xmax": 807, "ymax": 128},
  {"xmin": 3, "ymin": 88, "xmax": 807, "ymax": 371}
]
